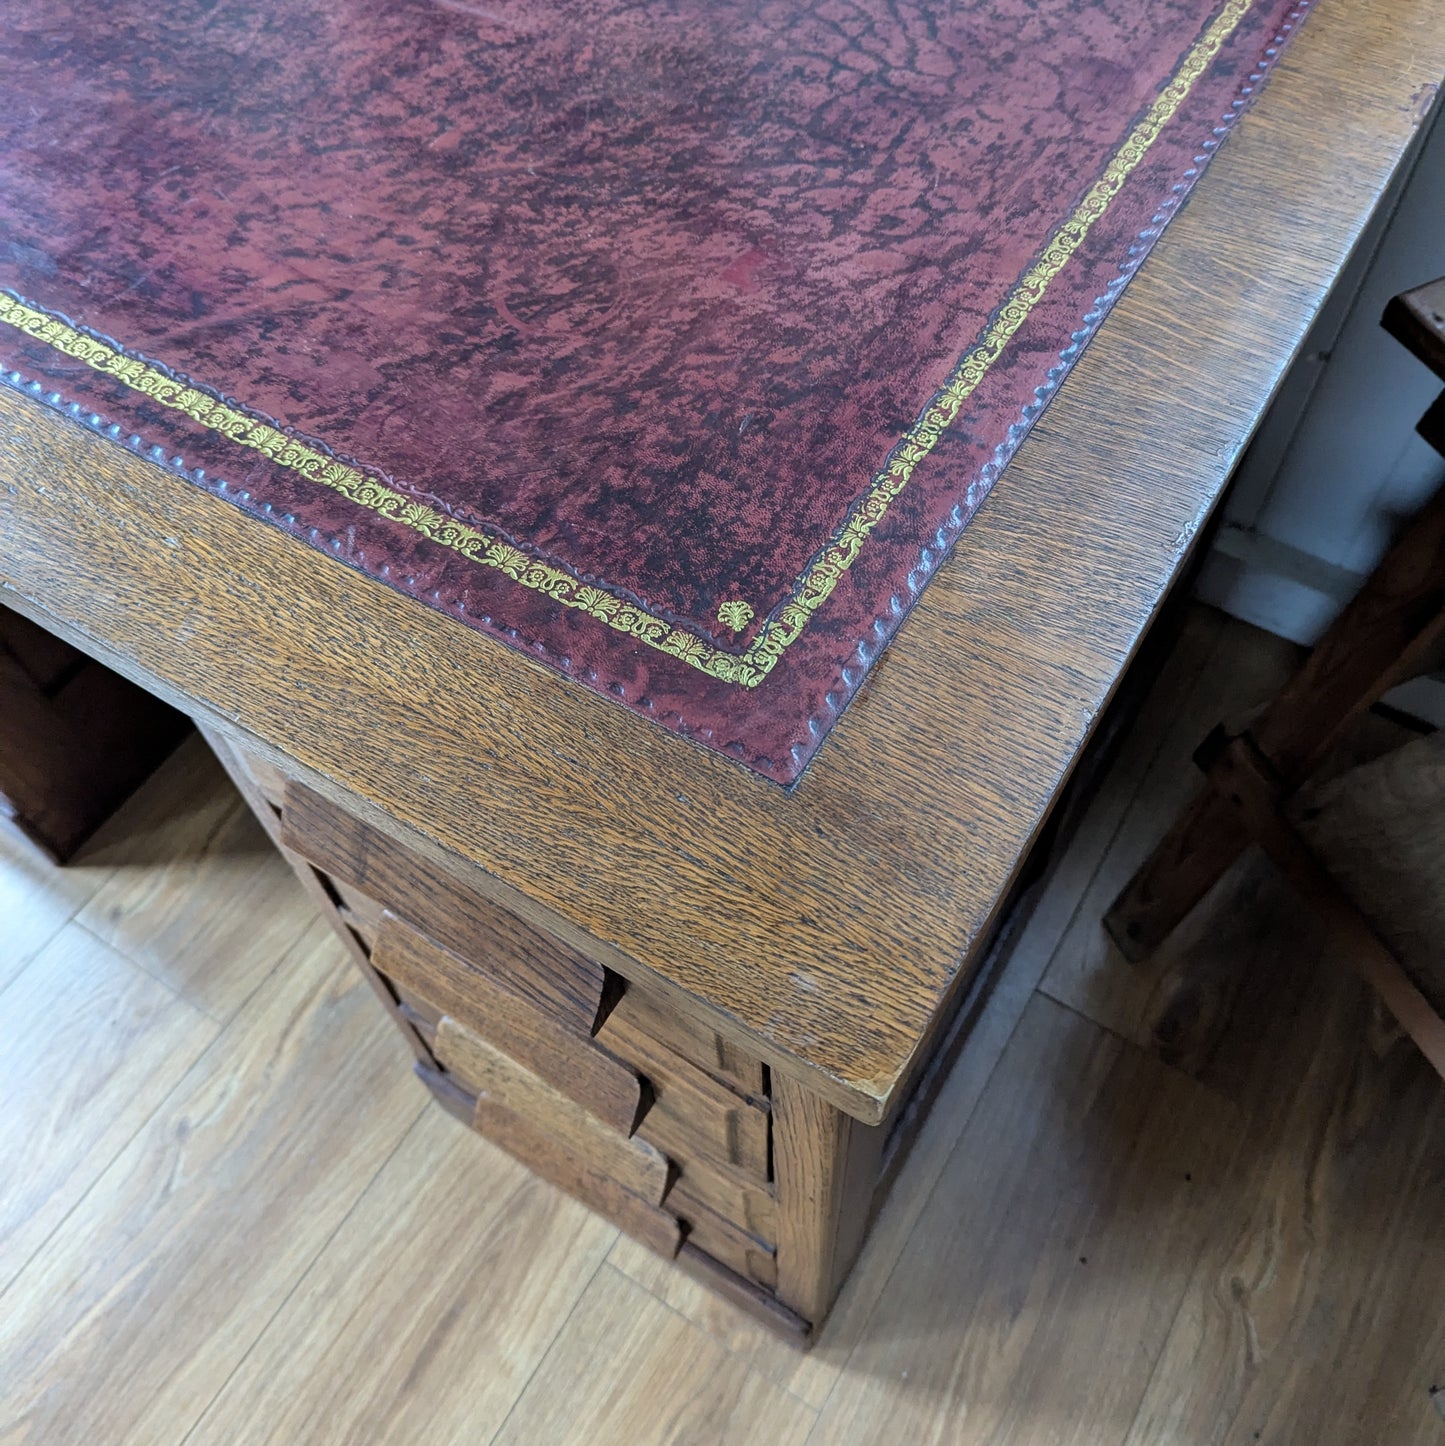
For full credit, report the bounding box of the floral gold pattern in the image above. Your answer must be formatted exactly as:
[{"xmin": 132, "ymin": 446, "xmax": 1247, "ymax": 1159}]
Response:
[
  {"xmin": 0, "ymin": 0, "xmax": 1251, "ymax": 691},
  {"xmin": 740, "ymin": 0, "xmax": 1255, "ymax": 679},
  {"xmin": 717, "ymin": 599, "xmax": 754, "ymax": 630}
]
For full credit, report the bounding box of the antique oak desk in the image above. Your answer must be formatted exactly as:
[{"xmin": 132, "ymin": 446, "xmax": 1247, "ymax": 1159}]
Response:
[{"xmin": 1, "ymin": 0, "xmax": 1442, "ymax": 1340}]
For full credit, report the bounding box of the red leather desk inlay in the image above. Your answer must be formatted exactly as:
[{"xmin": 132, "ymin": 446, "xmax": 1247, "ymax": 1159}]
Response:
[{"xmin": 0, "ymin": 0, "xmax": 1309, "ymax": 783}]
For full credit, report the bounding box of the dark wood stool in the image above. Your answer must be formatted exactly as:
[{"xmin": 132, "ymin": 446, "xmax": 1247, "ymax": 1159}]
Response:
[{"xmin": 1105, "ymin": 278, "xmax": 1445, "ymax": 1078}]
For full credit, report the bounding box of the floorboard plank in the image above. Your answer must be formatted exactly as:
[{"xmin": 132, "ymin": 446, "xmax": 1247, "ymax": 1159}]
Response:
[
  {"xmin": 75, "ymin": 737, "xmax": 313, "ymax": 1023},
  {"xmin": 493, "ymin": 1264, "xmax": 817, "ymax": 1446},
  {"xmin": 1040, "ymin": 619, "xmax": 1303, "ymax": 1044},
  {"xmin": 809, "ymin": 994, "xmax": 1242, "ymax": 1446},
  {"xmin": 0, "ymin": 821, "xmax": 111, "ymax": 994},
  {"xmin": 0, "ymin": 926, "xmax": 423, "ymax": 1446},
  {"xmin": 0, "ymin": 923, "xmax": 217, "ymax": 1294},
  {"xmin": 1124, "ymin": 888, "xmax": 1445, "ymax": 1446},
  {"xmin": 189, "ymin": 1108, "xmax": 618, "ymax": 1446}
]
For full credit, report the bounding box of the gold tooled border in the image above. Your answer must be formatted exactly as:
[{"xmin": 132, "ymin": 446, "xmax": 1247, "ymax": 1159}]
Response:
[{"xmin": 0, "ymin": 0, "xmax": 1252, "ymax": 689}]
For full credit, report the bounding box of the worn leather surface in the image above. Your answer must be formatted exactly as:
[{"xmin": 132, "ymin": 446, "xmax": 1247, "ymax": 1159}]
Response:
[{"xmin": 0, "ymin": 0, "xmax": 1310, "ymax": 782}]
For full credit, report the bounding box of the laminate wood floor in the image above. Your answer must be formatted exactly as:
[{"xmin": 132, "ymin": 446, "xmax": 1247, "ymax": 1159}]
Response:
[{"xmin": 1, "ymin": 611, "xmax": 1441, "ymax": 1445}]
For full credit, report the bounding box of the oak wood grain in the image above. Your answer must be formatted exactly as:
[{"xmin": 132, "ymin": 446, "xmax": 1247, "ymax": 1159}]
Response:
[
  {"xmin": 435, "ymin": 1016, "xmax": 677, "ymax": 1219},
  {"xmin": 1, "ymin": 0, "xmax": 1440, "ymax": 1123},
  {"xmin": 281, "ymin": 781, "xmax": 616, "ymax": 1036},
  {"xmin": 670, "ymin": 1156, "xmax": 778, "ymax": 1243},
  {"xmin": 633, "ymin": 1054, "xmax": 772, "ymax": 1181},
  {"xmin": 598, "ymin": 991, "xmax": 768, "ymax": 1103},
  {"xmin": 452, "ymin": 1108, "xmax": 680, "ymax": 1260},
  {"xmin": 374, "ymin": 912, "xmax": 646, "ymax": 1133},
  {"xmin": 772, "ymin": 1075, "xmax": 883, "ymax": 1323},
  {"xmin": 599, "ymin": 985, "xmax": 766, "ymax": 1098},
  {"xmin": 672, "ymin": 1190, "xmax": 778, "ymax": 1290}
]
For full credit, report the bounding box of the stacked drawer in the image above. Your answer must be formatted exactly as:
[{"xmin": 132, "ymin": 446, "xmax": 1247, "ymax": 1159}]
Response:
[
  {"xmin": 593, "ymin": 994, "xmax": 781, "ymax": 1289},
  {"xmin": 210, "ymin": 735, "xmax": 780, "ymax": 1297},
  {"xmin": 599, "ymin": 992, "xmax": 778, "ymax": 1289}
]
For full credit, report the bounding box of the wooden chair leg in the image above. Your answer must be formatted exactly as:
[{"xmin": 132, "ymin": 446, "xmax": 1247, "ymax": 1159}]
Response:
[
  {"xmin": 1248, "ymin": 495, "xmax": 1445, "ymax": 785},
  {"xmin": 1106, "ymin": 480, "xmax": 1445, "ymax": 960},
  {"xmin": 1112, "ymin": 281, "xmax": 1445, "ymax": 1055},
  {"xmin": 1104, "ymin": 786, "xmax": 1248, "ymax": 961},
  {"xmin": 1210, "ymin": 737, "xmax": 1445, "ymax": 1078}
]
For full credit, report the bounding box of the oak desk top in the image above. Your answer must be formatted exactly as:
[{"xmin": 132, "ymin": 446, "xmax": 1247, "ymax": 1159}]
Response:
[{"xmin": 2, "ymin": 0, "xmax": 1442, "ymax": 1123}]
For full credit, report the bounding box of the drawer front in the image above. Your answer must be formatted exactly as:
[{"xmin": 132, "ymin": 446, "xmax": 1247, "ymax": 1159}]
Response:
[
  {"xmin": 435, "ymin": 1017, "xmax": 671, "ymax": 1206},
  {"xmin": 671, "ymin": 1157, "xmax": 778, "ymax": 1244},
  {"xmin": 598, "ymin": 986, "xmax": 765, "ymax": 1098},
  {"xmin": 639, "ymin": 1084, "xmax": 770, "ymax": 1181},
  {"xmin": 673, "ymin": 1190, "xmax": 778, "ymax": 1291},
  {"xmin": 598, "ymin": 992, "xmax": 767, "ymax": 1110},
  {"xmin": 376, "ymin": 914, "xmax": 646, "ymax": 1136},
  {"xmin": 281, "ymin": 781, "xmax": 613, "ymax": 1034},
  {"xmin": 329, "ymin": 877, "xmax": 384, "ymax": 947},
  {"xmin": 228, "ymin": 744, "xmax": 292, "ymax": 812},
  {"xmin": 601, "ymin": 1000, "xmax": 771, "ymax": 1180},
  {"xmin": 415, "ymin": 1062, "xmax": 681, "ymax": 1259}
]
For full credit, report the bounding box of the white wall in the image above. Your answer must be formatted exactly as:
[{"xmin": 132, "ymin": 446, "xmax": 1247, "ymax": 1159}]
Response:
[{"xmin": 1195, "ymin": 101, "xmax": 1445, "ymax": 650}]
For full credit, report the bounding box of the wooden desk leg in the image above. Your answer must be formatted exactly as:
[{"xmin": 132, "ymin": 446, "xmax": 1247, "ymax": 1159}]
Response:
[
  {"xmin": 1107, "ymin": 479, "xmax": 1445, "ymax": 961},
  {"xmin": 0, "ymin": 650, "xmax": 85, "ymax": 850},
  {"xmin": 772, "ymin": 1075, "xmax": 883, "ymax": 1326},
  {"xmin": 0, "ymin": 641, "xmax": 190, "ymax": 861}
]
